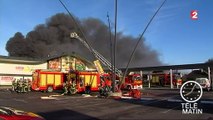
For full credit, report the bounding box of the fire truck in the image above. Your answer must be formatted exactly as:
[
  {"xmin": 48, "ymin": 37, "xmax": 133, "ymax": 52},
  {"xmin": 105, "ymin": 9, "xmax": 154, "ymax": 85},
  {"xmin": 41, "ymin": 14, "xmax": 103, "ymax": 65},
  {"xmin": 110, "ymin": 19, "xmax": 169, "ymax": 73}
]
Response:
[
  {"xmin": 31, "ymin": 69, "xmax": 64, "ymax": 92},
  {"xmin": 151, "ymin": 73, "xmax": 177, "ymax": 86},
  {"xmin": 31, "ymin": 69, "xmax": 102, "ymax": 93},
  {"xmin": 71, "ymin": 71, "xmax": 101, "ymax": 93},
  {"xmin": 122, "ymin": 73, "xmax": 143, "ymax": 90},
  {"xmin": 70, "ymin": 32, "xmax": 143, "ymax": 92}
]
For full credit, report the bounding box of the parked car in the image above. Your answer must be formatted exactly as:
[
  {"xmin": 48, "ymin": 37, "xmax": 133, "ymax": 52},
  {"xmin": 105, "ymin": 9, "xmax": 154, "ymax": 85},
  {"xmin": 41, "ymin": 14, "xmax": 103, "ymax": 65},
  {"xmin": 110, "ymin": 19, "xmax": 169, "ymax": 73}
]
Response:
[
  {"xmin": 0, "ymin": 106, "xmax": 45, "ymax": 120},
  {"xmin": 195, "ymin": 78, "xmax": 211, "ymax": 91}
]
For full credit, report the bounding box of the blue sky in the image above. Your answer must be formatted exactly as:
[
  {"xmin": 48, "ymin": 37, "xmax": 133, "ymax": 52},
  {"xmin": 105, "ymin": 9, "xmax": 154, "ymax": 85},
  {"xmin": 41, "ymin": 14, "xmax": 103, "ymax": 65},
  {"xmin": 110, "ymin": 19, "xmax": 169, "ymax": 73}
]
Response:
[{"xmin": 0, "ymin": 0, "xmax": 213, "ymax": 65}]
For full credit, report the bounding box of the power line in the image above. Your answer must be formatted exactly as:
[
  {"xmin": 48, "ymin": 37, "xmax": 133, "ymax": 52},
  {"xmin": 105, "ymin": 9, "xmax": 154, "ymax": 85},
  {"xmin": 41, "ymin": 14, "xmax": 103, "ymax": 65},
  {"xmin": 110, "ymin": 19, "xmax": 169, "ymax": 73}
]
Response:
[{"xmin": 119, "ymin": 0, "xmax": 167, "ymax": 90}]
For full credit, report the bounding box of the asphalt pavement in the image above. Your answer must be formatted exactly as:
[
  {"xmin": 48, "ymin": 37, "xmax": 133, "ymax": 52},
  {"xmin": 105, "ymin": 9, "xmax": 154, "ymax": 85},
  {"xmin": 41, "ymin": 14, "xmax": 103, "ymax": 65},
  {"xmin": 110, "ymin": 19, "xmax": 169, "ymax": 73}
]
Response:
[{"xmin": 0, "ymin": 88, "xmax": 213, "ymax": 120}]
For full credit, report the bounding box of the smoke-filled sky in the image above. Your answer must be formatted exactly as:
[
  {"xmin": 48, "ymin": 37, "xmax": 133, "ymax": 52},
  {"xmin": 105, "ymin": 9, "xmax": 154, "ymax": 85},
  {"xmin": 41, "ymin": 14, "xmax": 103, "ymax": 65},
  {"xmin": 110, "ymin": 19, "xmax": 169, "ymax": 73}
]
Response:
[
  {"xmin": 5, "ymin": 13, "xmax": 163, "ymax": 67},
  {"xmin": 1, "ymin": 0, "xmax": 213, "ymax": 66}
]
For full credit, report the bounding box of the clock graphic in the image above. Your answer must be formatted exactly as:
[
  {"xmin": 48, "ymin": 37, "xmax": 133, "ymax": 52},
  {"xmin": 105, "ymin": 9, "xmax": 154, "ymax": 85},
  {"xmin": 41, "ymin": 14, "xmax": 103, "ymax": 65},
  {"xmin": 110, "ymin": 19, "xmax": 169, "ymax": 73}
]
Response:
[{"xmin": 180, "ymin": 81, "xmax": 203, "ymax": 103}]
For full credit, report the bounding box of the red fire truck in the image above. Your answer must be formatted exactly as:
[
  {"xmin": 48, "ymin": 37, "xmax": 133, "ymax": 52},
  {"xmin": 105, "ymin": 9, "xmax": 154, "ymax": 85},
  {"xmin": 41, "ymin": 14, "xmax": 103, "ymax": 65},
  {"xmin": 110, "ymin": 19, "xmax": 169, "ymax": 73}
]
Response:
[
  {"xmin": 31, "ymin": 69, "xmax": 65, "ymax": 92},
  {"xmin": 31, "ymin": 69, "xmax": 101, "ymax": 93},
  {"xmin": 152, "ymin": 73, "xmax": 177, "ymax": 86},
  {"xmin": 74, "ymin": 71, "xmax": 101, "ymax": 92},
  {"xmin": 71, "ymin": 32, "xmax": 143, "ymax": 94},
  {"xmin": 121, "ymin": 73, "xmax": 143, "ymax": 90}
]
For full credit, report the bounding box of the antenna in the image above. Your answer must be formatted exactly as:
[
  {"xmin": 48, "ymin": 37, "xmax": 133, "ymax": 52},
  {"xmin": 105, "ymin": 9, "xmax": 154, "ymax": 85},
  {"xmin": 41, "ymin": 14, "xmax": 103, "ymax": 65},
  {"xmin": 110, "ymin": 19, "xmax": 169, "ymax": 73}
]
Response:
[{"xmin": 119, "ymin": 0, "xmax": 167, "ymax": 90}]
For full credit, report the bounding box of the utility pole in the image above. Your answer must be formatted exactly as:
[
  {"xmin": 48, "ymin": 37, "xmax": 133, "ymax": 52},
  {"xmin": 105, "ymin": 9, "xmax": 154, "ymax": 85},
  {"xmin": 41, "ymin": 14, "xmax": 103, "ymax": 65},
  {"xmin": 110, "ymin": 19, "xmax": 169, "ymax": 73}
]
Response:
[
  {"xmin": 107, "ymin": 12, "xmax": 113, "ymax": 90},
  {"xmin": 118, "ymin": 0, "xmax": 167, "ymax": 90},
  {"xmin": 112, "ymin": 0, "xmax": 118, "ymax": 92}
]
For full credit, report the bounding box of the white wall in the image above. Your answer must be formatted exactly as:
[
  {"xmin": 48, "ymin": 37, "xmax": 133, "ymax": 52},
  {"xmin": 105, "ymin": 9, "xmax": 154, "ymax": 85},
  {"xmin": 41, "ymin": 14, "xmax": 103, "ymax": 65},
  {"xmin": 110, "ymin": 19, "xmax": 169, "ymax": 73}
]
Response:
[
  {"xmin": 0, "ymin": 63, "xmax": 47, "ymax": 75},
  {"xmin": 0, "ymin": 62, "xmax": 47, "ymax": 85}
]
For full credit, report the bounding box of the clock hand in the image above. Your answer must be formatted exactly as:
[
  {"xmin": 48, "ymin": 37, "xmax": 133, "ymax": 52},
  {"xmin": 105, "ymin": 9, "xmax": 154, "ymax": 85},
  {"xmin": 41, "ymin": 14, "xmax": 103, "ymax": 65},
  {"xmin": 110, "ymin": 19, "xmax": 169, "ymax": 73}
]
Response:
[{"xmin": 185, "ymin": 84, "xmax": 196, "ymax": 96}]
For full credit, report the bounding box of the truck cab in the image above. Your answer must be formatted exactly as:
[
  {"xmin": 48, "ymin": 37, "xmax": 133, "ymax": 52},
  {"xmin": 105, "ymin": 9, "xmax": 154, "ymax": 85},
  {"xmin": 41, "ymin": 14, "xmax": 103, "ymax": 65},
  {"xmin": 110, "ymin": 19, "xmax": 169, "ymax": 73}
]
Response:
[{"xmin": 123, "ymin": 74, "xmax": 143, "ymax": 90}]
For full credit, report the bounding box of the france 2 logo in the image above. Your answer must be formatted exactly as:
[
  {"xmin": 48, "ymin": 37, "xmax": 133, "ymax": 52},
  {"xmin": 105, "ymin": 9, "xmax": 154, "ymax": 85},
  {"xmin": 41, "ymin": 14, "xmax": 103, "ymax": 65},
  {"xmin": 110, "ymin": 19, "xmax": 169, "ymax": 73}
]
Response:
[{"xmin": 191, "ymin": 10, "xmax": 198, "ymax": 20}]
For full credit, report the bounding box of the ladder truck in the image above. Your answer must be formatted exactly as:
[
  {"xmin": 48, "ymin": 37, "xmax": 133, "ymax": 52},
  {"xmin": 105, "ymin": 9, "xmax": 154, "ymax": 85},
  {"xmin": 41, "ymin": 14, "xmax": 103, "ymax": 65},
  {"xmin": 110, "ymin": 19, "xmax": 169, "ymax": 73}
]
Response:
[
  {"xmin": 70, "ymin": 32, "xmax": 118, "ymax": 96},
  {"xmin": 70, "ymin": 32, "xmax": 142, "ymax": 94},
  {"xmin": 70, "ymin": 32, "xmax": 122, "ymax": 77}
]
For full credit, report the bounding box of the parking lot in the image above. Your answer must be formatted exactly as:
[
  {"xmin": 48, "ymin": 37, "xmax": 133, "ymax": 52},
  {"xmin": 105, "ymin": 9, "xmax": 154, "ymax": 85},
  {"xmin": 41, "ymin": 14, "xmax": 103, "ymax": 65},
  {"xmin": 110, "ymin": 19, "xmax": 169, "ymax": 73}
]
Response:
[{"xmin": 0, "ymin": 88, "xmax": 213, "ymax": 120}]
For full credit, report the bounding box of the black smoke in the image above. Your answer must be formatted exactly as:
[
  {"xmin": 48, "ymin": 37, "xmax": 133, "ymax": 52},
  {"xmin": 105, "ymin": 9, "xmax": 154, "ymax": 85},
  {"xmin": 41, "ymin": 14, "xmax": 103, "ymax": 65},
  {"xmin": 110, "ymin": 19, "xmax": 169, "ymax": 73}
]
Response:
[{"xmin": 6, "ymin": 13, "xmax": 163, "ymax": 67}]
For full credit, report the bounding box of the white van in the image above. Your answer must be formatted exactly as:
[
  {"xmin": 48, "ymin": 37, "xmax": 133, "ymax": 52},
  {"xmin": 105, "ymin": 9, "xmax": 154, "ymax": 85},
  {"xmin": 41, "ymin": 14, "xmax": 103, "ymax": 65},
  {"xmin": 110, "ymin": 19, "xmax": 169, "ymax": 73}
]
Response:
[{"xmin": 195, "ymin": 78, "xmax": 211, "ymax": 91}]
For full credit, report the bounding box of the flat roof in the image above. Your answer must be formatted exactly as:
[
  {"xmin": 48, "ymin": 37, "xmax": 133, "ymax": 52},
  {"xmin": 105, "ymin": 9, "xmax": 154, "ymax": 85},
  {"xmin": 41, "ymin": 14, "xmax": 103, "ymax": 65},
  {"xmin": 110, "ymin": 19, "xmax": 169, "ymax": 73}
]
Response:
[
  {"xmin": 119, "ymin": 63, "xmax": 213, "ymax": 72},
  {"xmin": 0, "ymin": 53, "xmax": 95, "ymax": 68},
  {"xmin": 0, "ymin": 55, "xmax": 45, "ymax": 65}
]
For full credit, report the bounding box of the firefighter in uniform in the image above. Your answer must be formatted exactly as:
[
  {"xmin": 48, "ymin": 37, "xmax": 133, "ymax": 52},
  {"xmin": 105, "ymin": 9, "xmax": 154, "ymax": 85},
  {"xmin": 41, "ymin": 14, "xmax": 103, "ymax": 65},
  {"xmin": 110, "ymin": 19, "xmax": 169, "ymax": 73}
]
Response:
[
  {"xmin": 99, "ymin": 82, "xmax": 104, "ymax": 97},
  {"xmin": 69, "ymin": 80, "xmax": 77, "ymax": 94},
  {"xmin": 20, "ymin": 79, "xmax": 24, "ymax": 93},
  {"xmin": 99, "ymin": 76, "xmax": 111, "ymax": 97},
  {"xmin": 17, "ymin": 79, "xmax": 22, "ymax": 93},
  {"xmin": 12, "ymin": 78, "xmax": 17, "ymax": 92},
  {"xmin": 27, "ymin": 79, "xmax": 31, "ymax": 92},
  {"xmin": 22, "ymin": 79, "xmax": 28, "ymax": 93},
  {"xmin": 63, "ymin": 81, "xmax": 69, "ymax": 95},
  {"xmin": 85, "ymin": 83, "xmax": 91, "ymax": 94}
]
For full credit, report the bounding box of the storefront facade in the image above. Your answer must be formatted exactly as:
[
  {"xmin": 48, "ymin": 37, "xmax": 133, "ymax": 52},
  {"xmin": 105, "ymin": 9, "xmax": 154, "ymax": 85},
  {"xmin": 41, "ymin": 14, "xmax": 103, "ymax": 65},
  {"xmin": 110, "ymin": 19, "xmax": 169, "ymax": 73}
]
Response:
[
  {"xmin": 0, "ymin": 56, "xmax": 47, "ymax": 85},
  {"xmin": 0, "ymin": 54, "xmax": 95, "ymax": 85}
]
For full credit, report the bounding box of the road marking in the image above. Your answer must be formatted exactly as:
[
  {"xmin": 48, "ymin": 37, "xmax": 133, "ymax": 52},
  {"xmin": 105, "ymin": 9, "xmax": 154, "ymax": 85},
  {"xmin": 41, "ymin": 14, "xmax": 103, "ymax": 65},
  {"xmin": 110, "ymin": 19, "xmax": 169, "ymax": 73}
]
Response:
[
  {"xmin": 162, "ymin": 105, "xmax": 180, "ymax": 113},
  {"xmin": 49, "ymin": 94, "xmax": 64, "ymax": 97},
  {"xmin": 141, "ymin": 97, "xmax": 154, "ymax": 100},
  {"xmin": 13, "ymin": 98, "xmax": 28, "ymax": 103},
  {"xmin": 120, "ymin": 97, "xmax": 154, "ymax": 101},
  {"xmin": 167, "ymin": 99, "xmax": 182, "ymax": 102},
  {"xmin": 121, "ymin": 96, "xmax": 133, "ymax": 99},
  {"xmin": 201, "ymin": 100, "xmax": 213, "ymax": 104},
  {"xmin": 41, "ymin": 96, "xmax": 58, "ymax": 100}
]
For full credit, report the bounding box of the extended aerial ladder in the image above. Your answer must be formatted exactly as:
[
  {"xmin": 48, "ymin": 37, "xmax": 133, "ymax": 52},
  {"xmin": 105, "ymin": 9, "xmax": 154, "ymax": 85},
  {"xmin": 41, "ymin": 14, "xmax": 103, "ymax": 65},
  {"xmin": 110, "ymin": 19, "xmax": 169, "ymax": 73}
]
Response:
[{"xmin": 70, "ymin": 32, "xmax": 122, "ymax": 77}]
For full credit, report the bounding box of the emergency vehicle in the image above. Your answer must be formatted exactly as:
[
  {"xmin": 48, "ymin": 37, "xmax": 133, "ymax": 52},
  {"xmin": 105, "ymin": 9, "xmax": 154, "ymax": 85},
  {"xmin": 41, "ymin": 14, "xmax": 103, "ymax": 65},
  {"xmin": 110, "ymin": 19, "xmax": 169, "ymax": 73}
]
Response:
[
  {"xmin": 31, "ymin": 69, "xmax": 64, "ymax": 92},
  {"xmin": 70, "ymin": 32, "xmax": 143, "ymax": 93},
  {"xmin": 122, "ymin": 73, "xmax": 143, "ymax": 90},
  {"xmin": 71, "ymin": 71, "xmax": 101, "ymax": 93},
  {"xmin": 31, "ymin": 69, "xmax": 102, "ymax": 93},
  {"xmin": 151, "ymin": 73, "xmax": 177, "ymax": 86}
]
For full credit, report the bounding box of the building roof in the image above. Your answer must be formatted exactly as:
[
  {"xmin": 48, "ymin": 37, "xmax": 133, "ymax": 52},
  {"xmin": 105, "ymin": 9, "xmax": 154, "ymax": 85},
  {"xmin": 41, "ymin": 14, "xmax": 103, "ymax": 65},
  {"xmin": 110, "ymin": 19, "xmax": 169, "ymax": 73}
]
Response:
[
  {"xmin": 0, "ymin": 53, "xmax": 95, "ymax": 68},
  {"xmin": 119, "ymin": 62, "xmax": 213, "ymax": 72},
  {"xmin": 0, "ymin": 55, "xmax": 45, "ymax": 65},
  {"xmin": 45, "ymin": 52, "xmax": 95, "ymax": 69}
]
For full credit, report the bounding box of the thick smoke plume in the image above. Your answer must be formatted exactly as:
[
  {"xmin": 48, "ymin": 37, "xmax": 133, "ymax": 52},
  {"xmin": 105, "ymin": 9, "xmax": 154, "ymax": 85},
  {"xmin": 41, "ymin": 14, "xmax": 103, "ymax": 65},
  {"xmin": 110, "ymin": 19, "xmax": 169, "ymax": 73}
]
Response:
[{"xmin": 6, "ymin": 13, "xmax": 162, "ymax": 67}]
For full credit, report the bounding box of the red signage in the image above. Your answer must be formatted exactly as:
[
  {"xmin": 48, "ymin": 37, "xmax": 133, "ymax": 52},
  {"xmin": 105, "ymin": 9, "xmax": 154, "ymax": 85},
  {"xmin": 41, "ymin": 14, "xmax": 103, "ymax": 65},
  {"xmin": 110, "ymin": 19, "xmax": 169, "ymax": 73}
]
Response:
[{"xmin": 0, "ymin": 76, "xmax": 14, "ymax": 81}]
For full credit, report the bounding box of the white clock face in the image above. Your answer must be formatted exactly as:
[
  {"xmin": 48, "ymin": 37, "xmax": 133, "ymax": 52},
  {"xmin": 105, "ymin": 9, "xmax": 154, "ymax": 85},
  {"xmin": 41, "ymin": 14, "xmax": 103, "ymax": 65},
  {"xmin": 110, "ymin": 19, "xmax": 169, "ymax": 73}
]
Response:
[{"xmin": 180, "ymin": 81, "xmax": 203, "ymax": 103}]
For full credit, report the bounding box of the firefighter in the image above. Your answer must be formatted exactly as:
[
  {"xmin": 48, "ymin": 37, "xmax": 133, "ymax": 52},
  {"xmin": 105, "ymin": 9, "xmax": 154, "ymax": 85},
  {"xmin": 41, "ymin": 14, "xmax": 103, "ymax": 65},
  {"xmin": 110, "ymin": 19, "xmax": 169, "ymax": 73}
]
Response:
[
  {"xmin": 85, "ymin": 83, "xmax": 91, "ymax": 94},
  {"xmin": 99, "ymin": 76, "xmax": 110, "ymax": 97},
  {"xmin": 12, "ymin": 78, "xmax": 17, "ymax": 92},
  {"xmin": 16, "ymin": 79, "xmax": 22, "ymax": 93},
  {"xmin": 99, "ymin": 85, "xmax": 110, "ymax": 97},
  {"xmin": 27, "ymin": 79, "xmax": 31, "ymax": 92},
  {"xmin": 22, "ymin": 79, "xmax": 28, "ymax": 93},
  {"xmin": 99, "ymin": 77, "xmax": 104, "ymax": 96},
  {"xmin": 98, "ymin": 84, "xmax": 104, "ymax": 97},
  {"xmin": 104, "ymin": 85, "xmax": 111, "ymax": 97},
  {"xmin": 69, "ymin": 80, "xmax": 77, "ymax": 94},
  {"xmin": 63, "ymin": 81, "xmax": 69, "ymax": 95},
  {"xmin": 20, "ymin": 78, "xmax": 25, "ymax": 93}
]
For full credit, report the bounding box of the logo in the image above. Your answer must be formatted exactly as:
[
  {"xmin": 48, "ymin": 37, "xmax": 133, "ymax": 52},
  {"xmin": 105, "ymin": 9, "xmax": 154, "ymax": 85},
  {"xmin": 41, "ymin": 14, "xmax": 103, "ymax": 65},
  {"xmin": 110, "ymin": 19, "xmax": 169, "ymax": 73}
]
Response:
[
  {"xmin": 190, "ymin": 10, "xmax": 198, "ymax": 20},
  {"xmin": 180, "ymin": 81, "xmax": 203, "ymax": 114},
  {"xmin": 180, "ymin": 81, "xmax": 203, "ymax": 103}
]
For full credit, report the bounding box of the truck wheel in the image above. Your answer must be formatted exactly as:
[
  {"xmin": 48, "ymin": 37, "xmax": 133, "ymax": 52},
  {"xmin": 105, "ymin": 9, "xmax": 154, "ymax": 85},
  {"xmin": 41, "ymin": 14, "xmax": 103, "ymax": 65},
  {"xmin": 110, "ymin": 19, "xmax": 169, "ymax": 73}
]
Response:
[{"xmin": 47, "ymin": 86, "xmax": 53, "ymax": 93}]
